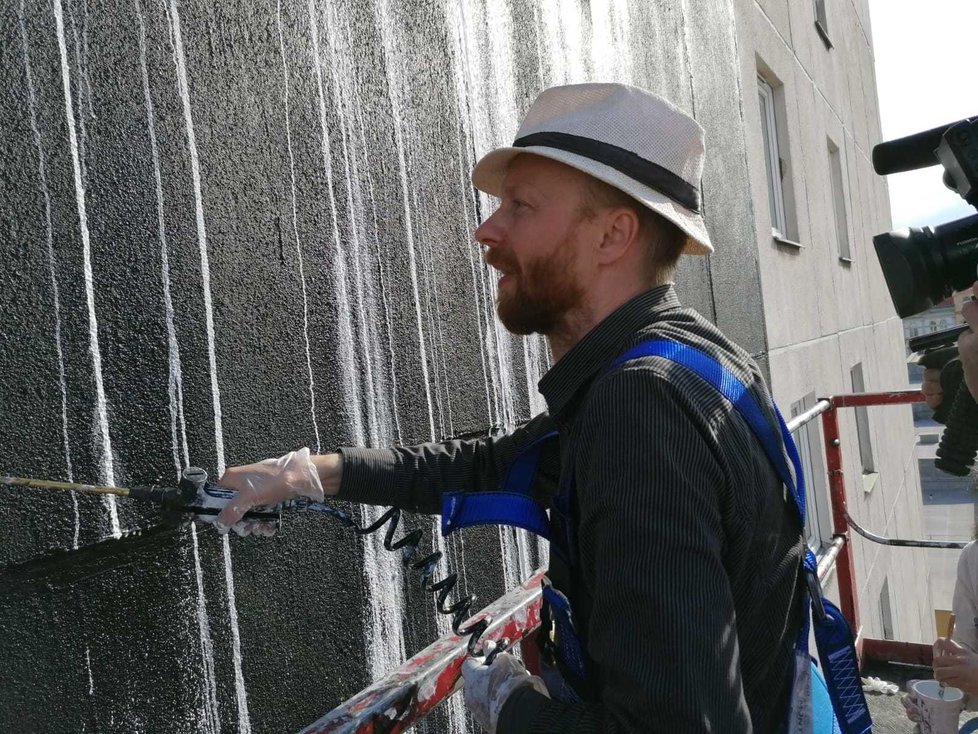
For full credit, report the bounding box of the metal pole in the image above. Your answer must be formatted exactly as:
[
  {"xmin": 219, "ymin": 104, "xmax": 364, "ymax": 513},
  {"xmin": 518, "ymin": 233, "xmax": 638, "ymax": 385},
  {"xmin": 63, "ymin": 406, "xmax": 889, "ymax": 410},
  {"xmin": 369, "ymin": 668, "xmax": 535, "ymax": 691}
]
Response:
[
  {"xmin": 0, "ymin": 475, "xmax": 131, "ymax": 497},
  {"xmin": 821, "ymin": 405, "xmax": 861, "ymax": 637}
]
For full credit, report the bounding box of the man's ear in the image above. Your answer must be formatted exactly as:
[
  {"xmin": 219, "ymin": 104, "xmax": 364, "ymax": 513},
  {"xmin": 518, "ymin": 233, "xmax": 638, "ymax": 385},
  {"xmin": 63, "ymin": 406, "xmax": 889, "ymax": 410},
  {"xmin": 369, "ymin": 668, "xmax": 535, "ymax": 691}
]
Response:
[{"xmin": 595, "ymin": 207, "xmax": 641, "ymax": 265}]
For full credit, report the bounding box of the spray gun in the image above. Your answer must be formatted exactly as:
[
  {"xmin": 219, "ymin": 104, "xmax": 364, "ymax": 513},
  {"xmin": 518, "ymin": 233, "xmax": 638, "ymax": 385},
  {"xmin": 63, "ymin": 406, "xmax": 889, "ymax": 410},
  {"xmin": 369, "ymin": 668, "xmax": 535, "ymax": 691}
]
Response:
[{"xmin": 1, "ymin": 467, "xmax": 282, "ymax": 524}]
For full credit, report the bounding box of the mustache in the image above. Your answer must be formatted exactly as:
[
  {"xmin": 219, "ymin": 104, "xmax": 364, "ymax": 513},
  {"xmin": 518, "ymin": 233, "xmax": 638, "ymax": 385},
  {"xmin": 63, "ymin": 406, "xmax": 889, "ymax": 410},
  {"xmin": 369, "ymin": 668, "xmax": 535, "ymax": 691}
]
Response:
[{"xmin": 483, "ymin": 248, "xmax": 518, "ymax": 274}]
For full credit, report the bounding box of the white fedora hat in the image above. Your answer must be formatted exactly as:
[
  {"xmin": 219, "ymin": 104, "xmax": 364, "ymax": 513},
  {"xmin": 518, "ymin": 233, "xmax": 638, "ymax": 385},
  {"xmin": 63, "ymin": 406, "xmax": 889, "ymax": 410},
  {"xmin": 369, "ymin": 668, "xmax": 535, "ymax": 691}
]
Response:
[{"xmin": 472, "ymin": 83, "xmax": 712, "ymax": 255}]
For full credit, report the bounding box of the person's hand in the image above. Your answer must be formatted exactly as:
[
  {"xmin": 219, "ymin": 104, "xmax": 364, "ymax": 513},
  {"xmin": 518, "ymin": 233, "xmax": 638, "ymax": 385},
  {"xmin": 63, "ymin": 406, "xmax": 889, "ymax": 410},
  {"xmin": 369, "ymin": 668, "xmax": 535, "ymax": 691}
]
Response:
[
  {"xmin": 215, "ymin": 448, "xmax": 325, "ymax": 534},
  {"xmin": 959, "ymin": 284, "xmax": 978, "ymax": 402},
  {"xmin": 901, "ymin": 678, "xmax": 922, "ymax": 726},
  {"xmin": 192, "ymin": 481, "xmax": 279, "ymax": 538},
  {"xmin": 461, "ymin": 645, "xmax": 549, "ymax": 733},
  {"xmin": 922, "ymin": 367, "xmax": 944, "ymax": 409},
  {"xmin": 933, "ymin": 637, "xmax": 978, "ymax": 695}
]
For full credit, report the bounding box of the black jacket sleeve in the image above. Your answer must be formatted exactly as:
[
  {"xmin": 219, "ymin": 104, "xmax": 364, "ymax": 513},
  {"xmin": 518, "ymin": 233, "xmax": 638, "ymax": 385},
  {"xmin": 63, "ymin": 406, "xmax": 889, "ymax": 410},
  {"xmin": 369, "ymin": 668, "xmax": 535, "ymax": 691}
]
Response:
[{"xmin": 336, "ymin": 412, "xmax": 559, "ymax": 514}]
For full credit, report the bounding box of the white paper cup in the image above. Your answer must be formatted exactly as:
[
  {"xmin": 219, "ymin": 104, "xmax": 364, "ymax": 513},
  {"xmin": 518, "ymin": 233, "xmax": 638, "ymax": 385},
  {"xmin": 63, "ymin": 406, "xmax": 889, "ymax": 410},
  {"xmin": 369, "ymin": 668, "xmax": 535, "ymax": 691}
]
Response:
[{"xmin": 911, "ymin": 679, "xmax": 965, "ymax": 734}]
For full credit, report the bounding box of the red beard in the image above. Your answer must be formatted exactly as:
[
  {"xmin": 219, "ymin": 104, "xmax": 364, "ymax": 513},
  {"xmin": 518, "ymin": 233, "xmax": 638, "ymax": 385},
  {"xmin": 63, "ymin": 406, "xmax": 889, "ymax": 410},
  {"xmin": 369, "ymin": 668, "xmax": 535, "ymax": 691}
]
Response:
[{"xmin": 485, "ymin": 244, "xmax": 584, "ymax": 336}]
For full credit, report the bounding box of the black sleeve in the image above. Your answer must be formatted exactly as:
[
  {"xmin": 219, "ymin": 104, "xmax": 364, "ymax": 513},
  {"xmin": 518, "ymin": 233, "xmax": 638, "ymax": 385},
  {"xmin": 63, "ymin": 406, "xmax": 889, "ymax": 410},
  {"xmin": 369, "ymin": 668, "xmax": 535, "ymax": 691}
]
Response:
[
  {"xmin": 336, "ymin": 412, "xmax": 559, "ymax": 514},
  {"xmin": 498, "ymin": 368, "xmax": 751, "ymax": 734}
]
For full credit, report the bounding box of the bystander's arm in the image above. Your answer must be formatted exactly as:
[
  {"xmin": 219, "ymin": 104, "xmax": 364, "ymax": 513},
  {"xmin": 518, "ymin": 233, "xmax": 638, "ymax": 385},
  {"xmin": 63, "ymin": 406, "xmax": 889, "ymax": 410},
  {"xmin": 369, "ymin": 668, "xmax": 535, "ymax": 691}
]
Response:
[{"xmin": 959, "ymin": 284, "xmax": 978, "ymax": 402}]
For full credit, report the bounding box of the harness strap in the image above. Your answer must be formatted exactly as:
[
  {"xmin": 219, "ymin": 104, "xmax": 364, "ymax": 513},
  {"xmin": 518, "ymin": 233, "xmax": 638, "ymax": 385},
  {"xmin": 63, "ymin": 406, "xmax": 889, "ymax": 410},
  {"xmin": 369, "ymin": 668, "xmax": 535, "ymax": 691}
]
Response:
[
  {"xmin": 611, "ymin": 340, "xmax": 869, "ymax": 734},
  {"xmin": 607, "ymin": 339, "xmax": 805, "ymax": 525},
  {"xmin": 440, "ymin": 431, "xmax": 557, "ymax": 539}
]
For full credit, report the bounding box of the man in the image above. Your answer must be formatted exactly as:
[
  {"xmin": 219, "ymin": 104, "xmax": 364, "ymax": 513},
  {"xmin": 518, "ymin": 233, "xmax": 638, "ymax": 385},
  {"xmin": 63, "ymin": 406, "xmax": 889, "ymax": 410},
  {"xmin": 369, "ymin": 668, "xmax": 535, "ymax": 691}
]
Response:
[{"xmin": 215, "ymin": 83, "xmax": 805, "ymax": 732}]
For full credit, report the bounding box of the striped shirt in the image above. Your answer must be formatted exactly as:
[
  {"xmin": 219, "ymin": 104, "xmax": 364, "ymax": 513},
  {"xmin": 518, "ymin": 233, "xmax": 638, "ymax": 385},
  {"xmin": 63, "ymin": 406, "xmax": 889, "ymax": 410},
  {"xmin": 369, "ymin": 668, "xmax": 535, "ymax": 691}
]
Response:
[{"xmin": 339, "ymin": 284, "xmax": 805, "ymax": 733}]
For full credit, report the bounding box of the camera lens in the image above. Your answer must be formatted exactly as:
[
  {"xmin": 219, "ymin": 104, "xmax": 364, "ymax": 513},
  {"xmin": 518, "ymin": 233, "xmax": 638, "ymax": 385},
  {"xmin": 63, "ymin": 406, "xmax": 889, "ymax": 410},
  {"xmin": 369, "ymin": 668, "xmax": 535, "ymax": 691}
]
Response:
[{"xmin": 873, "ymin": 214, "xmax": 978, "ymax": 318}]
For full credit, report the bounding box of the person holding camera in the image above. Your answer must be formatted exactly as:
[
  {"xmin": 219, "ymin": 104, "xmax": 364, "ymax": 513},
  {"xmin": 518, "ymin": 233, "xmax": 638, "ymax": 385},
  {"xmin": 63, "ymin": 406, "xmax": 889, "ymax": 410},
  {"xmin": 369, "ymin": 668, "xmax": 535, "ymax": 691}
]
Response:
[
  {"xmin": 912, "ymin": 282, "xmax": 978, "ymax": 721},
  {"xmin": 922, "ymin": 284, "xmax": 978, "ymax": 408}
]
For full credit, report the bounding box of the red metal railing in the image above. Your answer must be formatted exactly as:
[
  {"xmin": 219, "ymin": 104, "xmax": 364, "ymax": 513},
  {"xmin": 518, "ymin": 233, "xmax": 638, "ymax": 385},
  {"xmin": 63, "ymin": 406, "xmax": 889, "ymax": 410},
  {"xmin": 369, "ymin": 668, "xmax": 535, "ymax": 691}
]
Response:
[
  {"xmin": 299, "ymin": 569, "xmax": 547, "ymax": 734},
  {"xmin": 305, "ymin": 389, "xmax": 964, "ymax": 731}
]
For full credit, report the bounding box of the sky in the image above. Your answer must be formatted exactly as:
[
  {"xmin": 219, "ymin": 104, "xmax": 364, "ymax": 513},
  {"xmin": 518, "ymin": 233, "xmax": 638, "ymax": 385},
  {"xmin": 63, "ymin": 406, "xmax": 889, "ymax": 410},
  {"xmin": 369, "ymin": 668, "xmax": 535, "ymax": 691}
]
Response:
[{"xmin": 867, "ymin": 0, "xmax": 978, "ymax": 230}]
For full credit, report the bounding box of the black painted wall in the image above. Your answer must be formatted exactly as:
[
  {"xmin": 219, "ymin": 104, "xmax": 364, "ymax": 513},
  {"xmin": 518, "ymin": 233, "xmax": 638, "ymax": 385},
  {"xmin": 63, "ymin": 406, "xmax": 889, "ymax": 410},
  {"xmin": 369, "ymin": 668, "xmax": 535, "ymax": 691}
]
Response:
[{"xmin": 0, "ymin": 0, "xmax": 763, "ymax": 731}]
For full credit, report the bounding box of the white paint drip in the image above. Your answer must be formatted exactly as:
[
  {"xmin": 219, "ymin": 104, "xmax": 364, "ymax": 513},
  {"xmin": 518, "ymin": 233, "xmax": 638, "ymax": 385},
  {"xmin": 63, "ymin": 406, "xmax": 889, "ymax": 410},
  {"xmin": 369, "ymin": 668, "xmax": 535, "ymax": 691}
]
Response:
[
  {"xmin": 373, "ymin": 4, "xmax": 468, "ymax": 727},
  {"xmin": 136, "ymin": 5, "xmax": 220, "ymax": 730},
  {"xmin": 548, "ymin": 0, "xmax": 586, "ymax": 84},
  {"xmin": 311, "ymin": 1, "xmax": 411, "ymax": 685},
  {"xmin": 221, "ymin": 537, "xmax": 251, "ymax": 733},
  {"xmin": 52, "ymin": 0, "xmax": 121, "ymax": 537},
  {"xmin": 85, "ymin": 645, "xmax": 94, "ymax": 695},
  {"xmin": 66, "ymin": 3, "xmax": 88, "ymax": 186},
  {"xmin": 165, "ymin": 3, "xmax": 251, "ymax": 727},
  {"xmin": 276, "ymin": 0, "xmax": 322, "ymax": 454},
  {"xmin": 166, "ymin": 0, "xmax": 225, "ymax": 476},
  {"xmin": 19, "ymin": 0, "xmax": 79, "ymax": 546},
  {"xmin": 191, "ymin": 525, "xmax": 222, "ymax": 733},
  {"xmin": 306, "ymin": 0, "xmax": 366, "ymax": 445},
  {"xmin": 350, "ymin": 71, "xmax": 403, "ymax": 444},
  {"xmin": 327, "ymin": 16, "xmax": 384, "ymax": 448},
  {"xmin": 136, "ymin": 0, "xmax": 189, "ymax": 480},
  {"xmin": 374, "ymin": 0, "xmax": 437, "ymax": 443}
]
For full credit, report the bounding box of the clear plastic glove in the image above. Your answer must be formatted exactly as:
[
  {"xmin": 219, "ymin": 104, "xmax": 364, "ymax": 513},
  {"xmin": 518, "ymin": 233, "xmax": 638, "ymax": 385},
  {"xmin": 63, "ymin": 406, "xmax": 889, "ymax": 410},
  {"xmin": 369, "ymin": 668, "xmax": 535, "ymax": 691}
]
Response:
[
  {"xmin": 461, "ymin": 645, "xmax": 549, "ymax": 733},
  {"xmin": 193, "ymin": 482, "xmax": 279, "ymax": 538},
  {"xmin": 215, "ymin": 448, "xmax": 324, "ymax": 535}
]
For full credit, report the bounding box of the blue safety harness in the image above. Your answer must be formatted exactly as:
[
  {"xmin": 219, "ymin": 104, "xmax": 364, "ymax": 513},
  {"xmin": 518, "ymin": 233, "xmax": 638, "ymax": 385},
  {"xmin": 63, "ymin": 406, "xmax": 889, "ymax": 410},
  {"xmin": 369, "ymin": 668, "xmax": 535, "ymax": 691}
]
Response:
[{"xmin": 441, "ymin": 339, "xmax": 872, "ymax": 733}]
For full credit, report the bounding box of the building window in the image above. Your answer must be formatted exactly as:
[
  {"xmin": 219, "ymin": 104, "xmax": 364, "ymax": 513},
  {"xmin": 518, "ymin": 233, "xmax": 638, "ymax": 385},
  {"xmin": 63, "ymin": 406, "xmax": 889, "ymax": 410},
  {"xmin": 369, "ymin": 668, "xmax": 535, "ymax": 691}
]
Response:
[
  {"xmin": 758, "ymin": 75, "xmax": 791, "ymax": 241},
  {"xmin": 828, "ymin": 138, "xmax": 851, "ymax": 261},
  {"xmin": 879, "ymin": 578, "xmax": 894, "ymax": 640},
  {"xmin": 850, "ymin": 363, "xmax": 876, "ymax": 474},
  {"xmin": 814, "ymin": 0, "xmax": 832, "ymax": 48},
  {"xmin": 791, "ymin": 393, "xmax": 831, "ymax": 550}
]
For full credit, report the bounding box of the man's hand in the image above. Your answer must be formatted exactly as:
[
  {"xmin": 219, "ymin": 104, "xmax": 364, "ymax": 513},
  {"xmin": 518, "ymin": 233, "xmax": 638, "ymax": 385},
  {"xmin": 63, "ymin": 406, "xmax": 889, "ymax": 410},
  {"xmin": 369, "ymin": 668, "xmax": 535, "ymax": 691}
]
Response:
[
  {"xmin": 959, "ymin": 284, "xmax": 978, "ymax": 402},
  {"xmin": 193, "ymin": 482, "xmax": 279, "ymax": 537},
  {"xmin": 933, "ymin": 637, "xmax": 978, "ymax": 695},
  {"xmin": 215, "ymin": 448, "xmax": 327, "ymax": 534},
  {"xmin": 461, "ymin": 647, "xmax": 549, "ymax": 732},
  {"xmin": 922, "ymin": 367, "xmax": 944, "ymax": 409}
]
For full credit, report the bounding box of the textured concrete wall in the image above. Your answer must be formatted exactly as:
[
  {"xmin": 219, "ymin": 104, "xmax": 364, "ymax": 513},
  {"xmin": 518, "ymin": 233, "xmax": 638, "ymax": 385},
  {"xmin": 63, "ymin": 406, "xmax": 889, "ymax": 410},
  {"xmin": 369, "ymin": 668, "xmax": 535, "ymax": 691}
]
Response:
[
  {"xmin": 733, "ymin": 0, "xmax": 932, "ymax": 643},
  {"xmin": 0, "ymin": 0, "xmax": 762, "ymax": 731}
]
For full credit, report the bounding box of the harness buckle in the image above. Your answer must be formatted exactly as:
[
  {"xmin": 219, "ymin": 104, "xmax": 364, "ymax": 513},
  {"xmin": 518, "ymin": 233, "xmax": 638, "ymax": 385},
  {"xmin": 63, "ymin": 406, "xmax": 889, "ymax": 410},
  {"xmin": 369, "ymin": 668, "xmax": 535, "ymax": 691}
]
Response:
[{"xmin": 806, "ymin": 567, "xmax": 828, "ymax": 625}]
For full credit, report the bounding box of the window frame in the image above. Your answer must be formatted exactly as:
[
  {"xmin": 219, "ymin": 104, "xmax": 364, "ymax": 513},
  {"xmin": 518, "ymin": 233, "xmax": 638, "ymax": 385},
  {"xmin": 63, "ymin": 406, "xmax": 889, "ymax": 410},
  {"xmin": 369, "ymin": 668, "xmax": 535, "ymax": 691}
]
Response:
[
  {"xmin": 758, "ymin": 76, "xmax": 790, "ymax": 241},
  {"xmin": 850, "ymin": 363, "xmax": 877, "ymax": 475},
  {"xmin": 814, "ymin": 0, "xmax": 833, "ymax": 49},
  {"xmin": 827, "ymin": 137, "xmax": 851, "ymax": 262}
]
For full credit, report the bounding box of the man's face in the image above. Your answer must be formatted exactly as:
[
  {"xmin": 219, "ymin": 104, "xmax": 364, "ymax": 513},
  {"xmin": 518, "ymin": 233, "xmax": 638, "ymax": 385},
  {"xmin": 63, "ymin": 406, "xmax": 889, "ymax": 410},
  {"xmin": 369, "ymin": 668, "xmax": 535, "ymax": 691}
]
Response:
[{"xmin": 475, "ymin": 155, "xmax": 596, "ymax": 335}]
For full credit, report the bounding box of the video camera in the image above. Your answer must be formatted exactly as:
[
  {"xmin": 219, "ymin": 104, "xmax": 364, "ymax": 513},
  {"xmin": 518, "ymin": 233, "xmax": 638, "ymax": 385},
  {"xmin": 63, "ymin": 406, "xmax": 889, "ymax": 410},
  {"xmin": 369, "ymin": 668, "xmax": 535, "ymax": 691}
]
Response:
[{"xmin": 872, "ymin": 116, "xmax": 978, "ymax": 475}]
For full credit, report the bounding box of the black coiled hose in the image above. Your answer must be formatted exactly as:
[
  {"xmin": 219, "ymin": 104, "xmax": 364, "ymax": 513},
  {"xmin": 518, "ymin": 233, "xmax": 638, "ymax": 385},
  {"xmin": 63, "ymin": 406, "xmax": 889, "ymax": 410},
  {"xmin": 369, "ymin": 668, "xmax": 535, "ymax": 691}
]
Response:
[{"xmin": 302, "ymin": 500, "xmax": 506, "ymax": 661}]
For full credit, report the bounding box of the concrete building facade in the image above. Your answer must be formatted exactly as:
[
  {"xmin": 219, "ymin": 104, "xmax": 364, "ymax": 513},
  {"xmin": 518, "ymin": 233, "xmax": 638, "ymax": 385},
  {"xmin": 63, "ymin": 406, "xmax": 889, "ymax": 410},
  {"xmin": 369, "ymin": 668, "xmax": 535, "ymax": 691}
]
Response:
[{"xmin": 733, "ymin": 0, "xmax": 933, "ymax": 644}]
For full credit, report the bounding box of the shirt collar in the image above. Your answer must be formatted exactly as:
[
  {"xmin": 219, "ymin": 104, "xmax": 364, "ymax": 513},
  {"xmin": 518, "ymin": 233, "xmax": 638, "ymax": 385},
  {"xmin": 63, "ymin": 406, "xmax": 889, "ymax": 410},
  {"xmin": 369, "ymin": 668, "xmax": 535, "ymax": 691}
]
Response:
[{"xmin": 538, "ymin": 284, "xmax": 681, "ymax": 421}]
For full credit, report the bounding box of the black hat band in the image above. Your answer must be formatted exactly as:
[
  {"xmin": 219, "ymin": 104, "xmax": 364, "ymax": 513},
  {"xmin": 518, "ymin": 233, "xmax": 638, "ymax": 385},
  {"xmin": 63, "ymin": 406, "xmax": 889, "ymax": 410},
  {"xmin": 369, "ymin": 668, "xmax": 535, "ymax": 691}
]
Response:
[{"xmin": 513, "ymin": 131, "xmax": 701, "ymax": 213}]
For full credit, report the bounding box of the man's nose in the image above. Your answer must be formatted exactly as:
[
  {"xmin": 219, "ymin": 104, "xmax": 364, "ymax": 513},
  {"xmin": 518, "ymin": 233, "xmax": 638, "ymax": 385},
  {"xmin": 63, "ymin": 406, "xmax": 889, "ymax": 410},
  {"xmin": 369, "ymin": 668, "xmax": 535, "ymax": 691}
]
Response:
[{"xmin": 474, "ymin": 207, "xmax": 503, "ymax": 248}]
